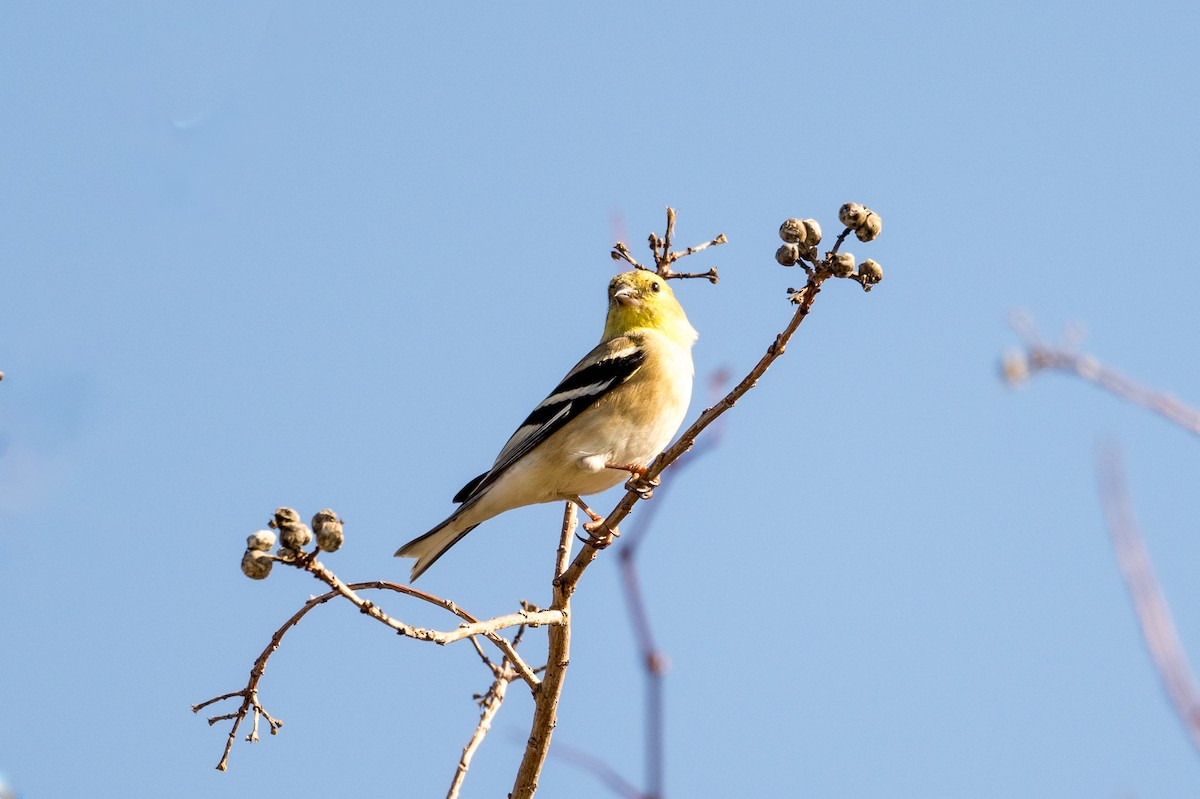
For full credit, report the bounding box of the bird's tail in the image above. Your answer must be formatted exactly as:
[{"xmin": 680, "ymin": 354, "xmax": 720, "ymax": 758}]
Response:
[{"xmin": 395, "ymin": 513, "xmax": 479, "ymax": 582}]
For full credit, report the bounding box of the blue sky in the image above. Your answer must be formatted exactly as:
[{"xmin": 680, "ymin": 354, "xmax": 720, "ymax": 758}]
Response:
[{"xmin": 3, "ymin": 2, "xmax": 1200, "ymax": 797}]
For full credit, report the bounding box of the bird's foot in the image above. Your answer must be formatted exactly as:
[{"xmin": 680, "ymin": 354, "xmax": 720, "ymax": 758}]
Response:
[
  {"xmin": 624, "ymin": 473, "xmax": 660, "ymax": 499},
  {"xmin": 568, "ymin": 495, "xmax": 620, "ymax": 547},
  {"xmin": 577, "ymin": 518, "xmax": 619, "ymax": 549},
  {"xmin": 607, "ymin": 462, "xmax": 659, "ymax": 499}
]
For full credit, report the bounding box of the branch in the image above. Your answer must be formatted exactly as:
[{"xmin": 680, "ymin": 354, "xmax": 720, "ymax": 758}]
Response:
[
  {"xmin": 192, "ymin": 590, "xmax": 330, "ymax": 770},
  {"xmin": 510, "ymin": 503, "xmax": 578, "ymax": 799},
  {"xmin": 300, "ymin": 560, "xmax": 543, "ymax": 688},
  {"xmin": 1003, "ymin": 332, "xmax": 1200, "ymax": 437},
  {"xmin": 194, "ymin": 577, "xmax": 546, "ymax": 770},
  {"xmin": 613, "ymin": 206, "xmax": 725, "ymax": 282},
  {"xmin": 1097, "ymin": 446, "xmax": 1200, "ymax": 751}
]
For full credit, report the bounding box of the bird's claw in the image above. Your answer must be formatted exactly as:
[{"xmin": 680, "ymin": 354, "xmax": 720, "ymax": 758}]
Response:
[
  {"xmin": 625, "ymin": 473, "xmax": 660, "ymax": 499},
  {"xmin": 576, "ymin": 518, "xmax": 619, "ymax": 549}
]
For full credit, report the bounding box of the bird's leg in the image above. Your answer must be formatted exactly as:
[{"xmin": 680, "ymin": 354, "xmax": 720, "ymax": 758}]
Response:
[
  {"xmin": 606, "ymin": 462, "xmax": 660, "ymax": 499},
  {"xmin": 568, "ymin": 495, "xmax": 619, "ymax": 548}
]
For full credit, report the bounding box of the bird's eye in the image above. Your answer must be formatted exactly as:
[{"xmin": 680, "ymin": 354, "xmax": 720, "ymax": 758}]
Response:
[{"xmin": 650, "ymin": 281, "xmax": 661, "ymax": 292}]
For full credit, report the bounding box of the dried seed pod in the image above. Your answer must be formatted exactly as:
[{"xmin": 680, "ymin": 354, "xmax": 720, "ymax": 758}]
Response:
[
  {"xmin": 246, "ymin": 529, "xmax": 277, "ymax": 552},
  {"xmin": 241, "ymin": 549, "xmax": 273, "ymax": 580},
  {"xmin": 802, "ymin": 219, "xmax": 822, "ymax": 246},
  {"xmin": 779, "ymin": 218, "xmax": 807, "ymax": 244},
  {"xmin": 775, "ymin": 243, "xmax": 800, "ymax": 266},
  {"xmin": 313, "ymin": 509, "xmax": 345, "ymax": 553},
  {"xmin": 859, "ymin": 258, "xmax": 883, "ymax": 283},
  {"xmin": 317, "ymin": 524, "xmax": 344, "ymax": 552},
  {"xmin": 838, "ymin": 203, "xmax": 869, "ymax": 229},
  {"xmin": 855, "ymin": 212, "xmax": 882, "ymax": 242},
  {"xmin": 831, "ymin": 252, "xmax": 856, "ymax": 277},
  {"xmin": 280, "ymin": 522, "xmax": 312, "ymax": 550},
  {"xmin": 271, "ymin": 507, "xmax": 301, "ymax": 528}
]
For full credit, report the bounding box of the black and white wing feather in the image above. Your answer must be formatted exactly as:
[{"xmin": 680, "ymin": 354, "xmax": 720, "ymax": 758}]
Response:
[{"xmin": 452, "ymin": 340, "xmax": 646, "ymax": 505}]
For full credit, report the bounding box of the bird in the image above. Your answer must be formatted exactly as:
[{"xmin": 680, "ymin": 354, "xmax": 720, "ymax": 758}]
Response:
[{"xmin": 396, "ymin": 269, "xmax": 698, "ymax": 581}]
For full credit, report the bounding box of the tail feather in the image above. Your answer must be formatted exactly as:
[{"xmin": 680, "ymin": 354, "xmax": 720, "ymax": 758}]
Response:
[{"xmin": 395, "ymin": 514, "xmax": 480, "ymax": 582}]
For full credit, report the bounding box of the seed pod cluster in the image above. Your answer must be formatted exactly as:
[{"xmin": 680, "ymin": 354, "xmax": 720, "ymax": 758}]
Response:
[
  {"xmin": 240, "ymin": 506, "xmax": 346, "ymax": 579},
  {"xmin": 774, "ymin": 206, "xmax": 885, "ymax": 291},
  {"xmin": 838, "ymin": 202, "xmax": 883, "ymax": 242}
]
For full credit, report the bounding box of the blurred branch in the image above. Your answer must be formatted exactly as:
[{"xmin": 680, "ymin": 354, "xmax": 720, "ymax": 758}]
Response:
[
  {"xmin": 1097, "ymin": 447, "xmax": 1200, "ymax": 752},
  {"xmin": 1005, "ymin": 317, "xmax": 1200, "ymax": 754},
  {"xmin": 1002, "ymin": 318, "xmax": 1200, "ymax": 436},
  {"xmin": 542, "ymin": 740, "xmax": 644, "ymax": 799},
  {"xmin": 618, "ymin": 370, "xmax": 728, "ymax": 798}
]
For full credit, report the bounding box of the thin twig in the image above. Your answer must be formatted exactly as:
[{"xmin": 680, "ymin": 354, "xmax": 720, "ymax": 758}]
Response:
[
  {"xmin": 829, "ymin": 226, "xmax": 853, "ymax": 256},
  {"xmin": 194, "ymin": 579, "xmax": 546, "ymax": 770},
  {"xmin": 611, "ymin": 241, "xmax": 646, "ymax": 270},
  {"xmin": 664, "ymin": 266, "xmax": 719, "ymax": 283},
  {"xmin": 301, "ymin": 563, "xmax": 542, "ymax": 689},
  {"xmin": 661, "ymin": 207, "xmax": 676, "ymax": 260},
  {"xmin": 447, "ymin": 665, "xmax": 517, "ymax": 799},
  {"xmin": 193, "ymin": 592, "xmax": 328, "ymax": 770},
  {"xmin": 639, "ymin": 206, "xmax": 726, "ymax": 281},
  {"xmin": 1097, "ymin": 446, "xmax": 1200, "ymax": 751}
]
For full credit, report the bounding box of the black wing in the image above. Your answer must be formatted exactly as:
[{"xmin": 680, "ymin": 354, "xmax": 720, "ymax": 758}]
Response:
[{"xmin": 452, "ymin": 342, "xmax": 646, "ymax": 505}]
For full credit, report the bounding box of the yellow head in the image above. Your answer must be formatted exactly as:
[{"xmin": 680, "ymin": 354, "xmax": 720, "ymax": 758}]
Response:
[{"xmin": 602, "ymin": 270, "xmax": 698, "ymax": 347}]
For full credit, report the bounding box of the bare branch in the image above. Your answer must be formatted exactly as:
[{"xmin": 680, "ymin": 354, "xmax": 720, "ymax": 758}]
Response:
[
  {"xmin": 611, "ymin": 241, "xmax": 646, "ymax": 271},
  {"xmin": 194, "ymin": 577, "xmax": 548, "ymax": 770},
  {"xmin": 639, "ymin": 206, "xmax": 727, "ymax": 280},
  {"xmin": 299, "ymin": 561, "xmax": 542, "ymax": 689},
  {"xmin": 447, "ymin": 665, "xmax": 517, "ymax": 799},
  {"xmin": 661, "ymin": 206, "xmax": 676, "ymax": 259},
  {"xmin": 511, "ymin": 504, "xmax": 578, "ymax": 799},
  {"xmin": 435, "ymin": 610, "xmax": 564, "ymax": 645},
  {"xmin": 1097, "ymin": 446, "xmax": 1200, "ymax": 751},
  {"xmin": 1004, "ymin": 337, "xmax": 1200, "ymax": 437}
]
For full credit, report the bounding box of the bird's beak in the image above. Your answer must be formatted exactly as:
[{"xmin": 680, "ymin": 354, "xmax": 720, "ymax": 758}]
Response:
[{"xmin": 612, "ymin": 285, "xmax": 641, "ymax": 307}]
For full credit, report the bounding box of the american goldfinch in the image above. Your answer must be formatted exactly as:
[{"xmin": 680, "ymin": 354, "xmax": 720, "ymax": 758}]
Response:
[{"xmin": 396, "ymin": 269, "xmax": 697, "ymax": 581}]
